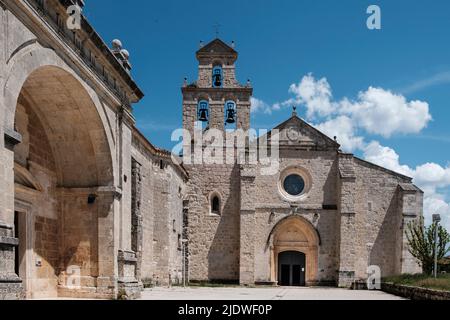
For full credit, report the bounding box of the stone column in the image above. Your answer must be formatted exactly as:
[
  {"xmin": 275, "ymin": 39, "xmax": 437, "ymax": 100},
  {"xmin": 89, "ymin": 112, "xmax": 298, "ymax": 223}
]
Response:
[
  {"xmin": 398, "ymin": 184, "xmax": 424, "ymax": 274},
  {"xmin": 197, "ymin": 63, "xmax": 213, "ymax": 88},
  {"xmin": 0, "ymin": 130, "xmax": 24, "ymax": 299},
  {"xmin": 239, "ymin": 165, "xmax": 256, "ymax": 285},
  {"xmin": 209, "ymin": 101, "xmax": 225, "ymax": 132},
  {"xmin": 131, "ymin": 159, "xmax": 143, "ymax": 281},
  {"xmin": 237, "ymin": 100, "xmax": 251, "ymax": 132},
  {"xmin": 337, "ymin": 154, "xmax": 357, "ymax": 288},
  {"xmin": 119, "ymin": 111, "xmax": 133, "ymax": 252},
  {"xmin": 95, "ymin": 188, "xmax": 120, "ymax": 298},
  {"xmin": 222, "ymin": 65, "xmax": 238, "ymax": 88},
  {"xmin": 115, "ymin": 109, "xmax": 142, "ymax": 299},
  {"xmin": 116, "ymin": 159, "xmax": 144, "ymax": 300},
  {"xmin": 0, "ymin": 5, "xmax": 24, "ymax": 299}
]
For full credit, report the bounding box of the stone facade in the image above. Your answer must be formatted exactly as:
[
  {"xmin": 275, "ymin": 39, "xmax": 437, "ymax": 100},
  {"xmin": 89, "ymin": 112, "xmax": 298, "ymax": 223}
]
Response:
[
  {"xmin": 131, "ymin": 130, "xmax": 187, "ymax": 287},
  {"xmin": 0, "ymin": 0, "xmax": 185, "ymax": 299},
  {"xmin": 0, "ymin": 0, "xmax": 423, "ymax": 300},
  {"xmin": 181, "ymin": 40, "xmax": 423, "ymax": 288}
]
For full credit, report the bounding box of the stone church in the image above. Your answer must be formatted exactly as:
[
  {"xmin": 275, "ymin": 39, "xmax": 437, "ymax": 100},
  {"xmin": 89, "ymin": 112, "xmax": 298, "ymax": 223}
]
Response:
[{"xmin": 0, "ymin": 1, "xmax": 422, "ymax": 299}]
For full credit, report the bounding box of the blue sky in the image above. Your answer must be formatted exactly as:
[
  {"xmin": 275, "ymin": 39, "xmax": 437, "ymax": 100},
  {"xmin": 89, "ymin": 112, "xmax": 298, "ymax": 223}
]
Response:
[{"xmin": 84, "ymin": 0, "xmax": 450, "ymax": 228}]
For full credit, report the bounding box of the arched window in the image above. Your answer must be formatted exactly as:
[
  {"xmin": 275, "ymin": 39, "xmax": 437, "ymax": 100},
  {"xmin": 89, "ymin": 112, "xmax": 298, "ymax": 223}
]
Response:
[
  {"xmin": 211, "ymin": 195, "xmax": 221, "ymax": 215},
  {"xmin": 224, "ymin": 101, "xmax": 236, "ymax": 130},
  {"xmin": 197, "ymin": 100, "xmax": 209, "ymax": 130},
  {"xmin": 212, "ymin": 65, "xmax": 223, "ymax": 88}
]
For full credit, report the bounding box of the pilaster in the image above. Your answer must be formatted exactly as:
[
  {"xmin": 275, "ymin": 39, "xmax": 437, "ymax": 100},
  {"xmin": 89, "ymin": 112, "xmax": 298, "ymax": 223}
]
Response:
[
  {"xmin": 239, "ymin": 165, "xmax": 256, "ymax": 285},
  {"xmin": 337, "ymin": 154, "xmax": 357, "ymax": 288}
]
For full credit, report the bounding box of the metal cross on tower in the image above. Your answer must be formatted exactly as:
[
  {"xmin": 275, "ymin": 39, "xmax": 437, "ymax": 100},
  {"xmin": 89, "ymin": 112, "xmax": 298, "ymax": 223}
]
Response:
[{"xmin": 213, "ymin": 22, "xmax": 221, "ymax": 38}]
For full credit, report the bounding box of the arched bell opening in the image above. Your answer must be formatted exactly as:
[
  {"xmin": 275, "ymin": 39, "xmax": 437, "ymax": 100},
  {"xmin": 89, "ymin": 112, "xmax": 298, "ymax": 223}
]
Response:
[
  {"xmin": 212, "ymin": 65, "xmax": 223, "ymax": 88},
  {"xmin": 196, "ymin": 99, "xmax": 210, "ymax": 131},
  {"xmin": 224, "ymin": 101, "xmax": 237, "ymax": 131}
]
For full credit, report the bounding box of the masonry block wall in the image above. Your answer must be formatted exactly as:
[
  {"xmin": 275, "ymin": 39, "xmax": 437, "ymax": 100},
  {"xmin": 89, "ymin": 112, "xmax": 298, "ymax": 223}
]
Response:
[
  {"xmin": 338, "ymin": 157, "xmax": 423, "ymax": 284},
  {"xmin": 131, "ymin": 132, "xmax": 186, "ymax": 286},
  {"xmin": 185, "ymin": 163, "xmax": 241, "ymax": 282},
  {"xmin": 14, "ymin": 97, "xmax": 60, "ymax": 298},
  {"xmin": 398, "ymin": 186, "xmax": 423, "ymax": 274},
  {"xmin": 248, "ymin": 150, "xmax": 340, "ymax": 285}
]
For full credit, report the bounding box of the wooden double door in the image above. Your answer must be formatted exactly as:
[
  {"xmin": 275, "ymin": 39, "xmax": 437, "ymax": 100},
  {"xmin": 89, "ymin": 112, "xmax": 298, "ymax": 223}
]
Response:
[{"xmin": 278, "ymin": 251, "xmax": 306, "ymax": 287}]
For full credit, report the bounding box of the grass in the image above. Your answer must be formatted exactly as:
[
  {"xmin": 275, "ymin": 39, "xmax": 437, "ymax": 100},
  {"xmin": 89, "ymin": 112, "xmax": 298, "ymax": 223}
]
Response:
[{"xmin": 383, "ymin": 274, "xmax": 450, "ymax": 292}]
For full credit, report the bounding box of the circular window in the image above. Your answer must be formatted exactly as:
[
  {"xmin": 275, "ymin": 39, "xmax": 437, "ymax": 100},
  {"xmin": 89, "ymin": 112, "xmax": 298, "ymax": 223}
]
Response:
[
  {"xmin": 283, "ymin": 174, "xmax": 305, "ymax": 196},
  {"xmin": 278, "ymin": 167, "xmax": 312, "ymax": 202}
]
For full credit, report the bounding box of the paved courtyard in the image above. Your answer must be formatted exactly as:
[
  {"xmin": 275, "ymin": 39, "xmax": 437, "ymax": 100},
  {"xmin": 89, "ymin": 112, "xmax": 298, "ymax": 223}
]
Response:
[{"xmin": 140, "ymin": 287, "xmax": 405, "ymax": 300}]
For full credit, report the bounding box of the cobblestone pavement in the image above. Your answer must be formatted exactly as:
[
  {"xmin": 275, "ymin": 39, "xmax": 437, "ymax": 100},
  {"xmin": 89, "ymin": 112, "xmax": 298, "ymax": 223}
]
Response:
[{"xmin": 140, "ymin": 287, "xmax": 405, "ymax": 300}]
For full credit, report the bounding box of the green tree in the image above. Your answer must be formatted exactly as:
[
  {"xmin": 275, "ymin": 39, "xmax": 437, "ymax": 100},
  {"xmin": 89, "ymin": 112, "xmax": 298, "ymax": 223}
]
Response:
[{"xmin": 406, "ymin": 218, "xmax": 450, "ymax": 275}]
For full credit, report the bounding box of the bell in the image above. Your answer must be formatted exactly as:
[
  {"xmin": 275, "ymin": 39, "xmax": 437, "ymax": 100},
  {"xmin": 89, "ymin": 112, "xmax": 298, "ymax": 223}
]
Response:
[
  {"xmin": 213, "ymin": 73, "xmax": 222, "ymax": 87},
  {"xmin": 198, "ymin": 102, "xmax": 209, "ymax": 122},
  {"xmin": 198, "ymin": 109, "xmax": 208, "ymax": 122},
  {"xmin": 225, "ymin": 106, "xmax": 236, "ymax": 124}
]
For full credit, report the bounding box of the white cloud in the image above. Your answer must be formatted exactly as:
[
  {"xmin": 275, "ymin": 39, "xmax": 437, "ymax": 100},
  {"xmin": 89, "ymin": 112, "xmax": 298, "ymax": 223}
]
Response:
[
  {"xmin": 289, "ymin": 73, "xmax": 335, "ymax": 118},
  {"xmin": 284, "ymin": 74, "xmax": 433, "ymax": 138},
  {"xmin": 250, "ymin": 97, "xmax": 273, "ymax": 115},
  {"xmin": 314, "ymin": 116, "xmax": 365, "ymax": 152},
  {"xmin": 251, "ymin": 73, "xmax": 447, "ymax": 230},
  {"xmin": 424, "ymin": 195, "xmax": 450, "ymax": 231},
  {"xmin": 363, "ymin": 141, "xmax": 414, "ymax": 177},
  {"xmin": 252, "ymin": 75, "xmax": 432, "ymax": 140},
  {"xmin": 343, "ymin": 87, "xmax": 432, "ymax": 138},
  {"xmin": 401, "ymin": 71, "xmax": 450, "ymax": 95},
  {"xmin": 362, "ymin": 140, "xmax": 450, "ymax": 230},
  {"xmin": 414, "ymin": 163, "xmax": 450, "ymax": 191}
]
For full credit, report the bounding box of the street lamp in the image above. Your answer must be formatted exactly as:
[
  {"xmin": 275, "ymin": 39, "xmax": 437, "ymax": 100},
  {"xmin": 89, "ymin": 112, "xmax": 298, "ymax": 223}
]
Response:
[
  {"xmin": 181, "ymin": 239, "xmax": 188, "ymax": 287},
  {"xmin": 432, "ymin": 214, "xmax": 441, "ymax": 279}
]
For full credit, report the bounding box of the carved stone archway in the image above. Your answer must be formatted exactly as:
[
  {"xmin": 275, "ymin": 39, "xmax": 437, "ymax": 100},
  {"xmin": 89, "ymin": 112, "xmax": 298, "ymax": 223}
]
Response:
[{"xmin": 268, "ymin": 216, "xmax": 320, "ymax": 286}]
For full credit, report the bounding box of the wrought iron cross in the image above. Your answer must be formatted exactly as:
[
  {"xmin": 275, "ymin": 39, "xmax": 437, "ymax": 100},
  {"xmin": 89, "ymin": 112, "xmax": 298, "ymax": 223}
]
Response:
[{"xmin": 213, "ymin": 22, "xmax": 221, "ymax": 38}]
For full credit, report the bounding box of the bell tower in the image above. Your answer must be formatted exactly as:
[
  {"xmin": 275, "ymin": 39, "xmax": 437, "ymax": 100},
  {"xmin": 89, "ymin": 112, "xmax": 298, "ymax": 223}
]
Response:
[{"xmin": 182, "ymin": 39, "xmax": 253, "ymax": 138}]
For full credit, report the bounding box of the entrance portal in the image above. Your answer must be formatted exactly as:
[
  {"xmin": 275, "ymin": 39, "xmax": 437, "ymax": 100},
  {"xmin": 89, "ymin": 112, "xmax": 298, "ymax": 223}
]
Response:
[
  {"xmin": 278, "ymin": 251, "xmax": 306, "ymax": 286},
  {"xmin": 269, "ymin": 216, "xmax": 320, "ymax": 285}
]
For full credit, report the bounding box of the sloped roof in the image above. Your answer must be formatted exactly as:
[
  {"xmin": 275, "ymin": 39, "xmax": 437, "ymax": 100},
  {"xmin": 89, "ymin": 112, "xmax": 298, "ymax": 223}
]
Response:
[
  {"xmin": 398, "ymin": 183, "xmax": 423, "ymax": 193},
  {"xmin": 196, "ymin": 38, "xmax": 238, "ymax": 60},
  {"xmin": 259, "ymin": 114, "xmax": 340, "ymax": 151}
]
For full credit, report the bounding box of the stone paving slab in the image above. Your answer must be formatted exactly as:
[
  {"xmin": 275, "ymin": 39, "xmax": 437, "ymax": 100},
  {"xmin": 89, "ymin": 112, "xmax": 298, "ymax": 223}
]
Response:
[{"xmin": 140, "ymin": 287, "xmax": 406, "ymax": 300}]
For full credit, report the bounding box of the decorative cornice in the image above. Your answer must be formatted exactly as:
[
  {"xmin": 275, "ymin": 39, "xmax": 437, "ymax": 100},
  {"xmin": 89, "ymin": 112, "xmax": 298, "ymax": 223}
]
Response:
[{"xmin": 18, "ymin": 0, "xmax": 144, "ymax": 105}]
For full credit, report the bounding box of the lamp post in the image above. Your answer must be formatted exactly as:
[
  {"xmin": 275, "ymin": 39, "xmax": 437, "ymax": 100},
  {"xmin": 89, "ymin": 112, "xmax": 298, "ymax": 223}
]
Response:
[
  {"xmin": 432, "ymin": 214, "xmax": 441, "ymax": 279},
  {"xmin": 182, "ymin": 239, "xmax": 188, "ymax": 287}
]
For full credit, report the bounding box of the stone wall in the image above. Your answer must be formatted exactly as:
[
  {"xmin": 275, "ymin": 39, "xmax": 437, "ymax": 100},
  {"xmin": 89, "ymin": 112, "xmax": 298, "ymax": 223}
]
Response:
[
  {"xmin": 382, "ymin": 282, "xmax": 450, "ymax": 300},
  {"xmin": 348, "ymin": 158, "xmax": 422, "ymax": 280},
  {"xmin": 249, "ymin": 150, "xmax": 340, "ymax": 285},
  {"xmin": 34, "ymin": 216, "xmax": 58, "ymax": 296},
  {"xmin": 14, "ymin": 96, "xmax": 60, "ymax": 298},
  {"xmin": 185, "ymin": 163, "xmax": 241, "ymax": 282},
  {"xmin": 131, "ymin": 131, "xmax": 186, "ymax": 286},
  {"xmin": 0, "ymin": 0, "xmax": 143, "ymax": 300}
]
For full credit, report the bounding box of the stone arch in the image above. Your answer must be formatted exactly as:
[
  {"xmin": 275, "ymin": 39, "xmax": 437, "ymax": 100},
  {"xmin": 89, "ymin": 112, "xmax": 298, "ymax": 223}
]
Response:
[
  {"xmin": 4, "ymin": 45, "xmax": 116, "ymax": 187},
  {"xmin": 268, "ymin": 215, "xmax": 320, "ymax": 285},
  {"xmin": 195, "ymin": 94, "xmax": 211, "ymax": 103},
  {"xmin": 212, "ymin": 59, "xmax": 224, "ymax": 67},
  {"xmin": 4, "ymin": 45, "xmax": 119, "ymax": 298},
  {"xmin": 223, "ymin": 93, "xmax": 238, "ymax": 103}
]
